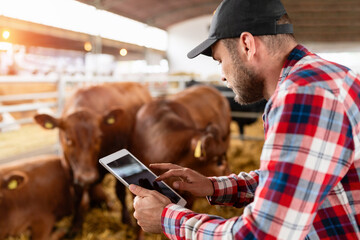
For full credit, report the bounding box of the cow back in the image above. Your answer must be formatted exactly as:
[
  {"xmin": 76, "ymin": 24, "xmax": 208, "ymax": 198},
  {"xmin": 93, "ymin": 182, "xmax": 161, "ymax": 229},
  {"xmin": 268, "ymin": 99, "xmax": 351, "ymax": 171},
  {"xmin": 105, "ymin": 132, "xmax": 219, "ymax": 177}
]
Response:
[
  {"xmin": 168, "ymin": 85, "xmax": 231, "ymax": 140},
  {"xmin": 132, "ymin": 99, "xmax": 196, "ymax": 166},
  {"xmin": 64, "ymin": 82, "xmax": 150, "ymax": 116}
]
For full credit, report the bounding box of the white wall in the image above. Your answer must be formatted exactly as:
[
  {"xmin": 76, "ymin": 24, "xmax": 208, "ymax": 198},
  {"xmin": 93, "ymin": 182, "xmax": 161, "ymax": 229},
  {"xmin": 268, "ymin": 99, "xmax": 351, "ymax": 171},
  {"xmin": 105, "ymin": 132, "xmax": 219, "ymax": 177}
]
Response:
[
  {"xmin": 304, "ymin": 42, "xmax": 360, "ymax": 74},
  {"xmin": 167, "ymin": 17, "xmax": 360, "ymax": 78},
  {"xmin": 167, "ymin": 15, "xmax": 221, "ymax": 80}
]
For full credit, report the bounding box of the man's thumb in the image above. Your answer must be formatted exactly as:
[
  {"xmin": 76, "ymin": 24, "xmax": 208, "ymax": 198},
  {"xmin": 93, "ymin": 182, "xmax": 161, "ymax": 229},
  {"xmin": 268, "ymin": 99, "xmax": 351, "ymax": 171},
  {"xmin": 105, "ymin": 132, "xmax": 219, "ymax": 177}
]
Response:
[{"xmin": 129, "ymin": 184, "xmax": 151, "ymax": 197}]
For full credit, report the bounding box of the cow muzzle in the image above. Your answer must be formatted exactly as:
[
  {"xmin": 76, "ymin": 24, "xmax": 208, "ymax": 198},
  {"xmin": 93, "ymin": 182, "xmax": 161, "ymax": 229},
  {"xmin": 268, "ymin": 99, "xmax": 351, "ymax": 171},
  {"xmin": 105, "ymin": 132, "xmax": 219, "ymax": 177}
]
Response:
[{"xmin": 73, "ymin": 170, "xmax": 98, "ymax": 187}]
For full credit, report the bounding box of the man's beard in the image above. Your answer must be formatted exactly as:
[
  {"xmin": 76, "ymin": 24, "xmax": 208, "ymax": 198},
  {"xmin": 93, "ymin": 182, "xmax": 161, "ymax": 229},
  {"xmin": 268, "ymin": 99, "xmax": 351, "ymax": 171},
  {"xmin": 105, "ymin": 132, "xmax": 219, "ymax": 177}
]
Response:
[{"xmin": 230, "ymin": 56, "xmax": 265, "ymax": 105}]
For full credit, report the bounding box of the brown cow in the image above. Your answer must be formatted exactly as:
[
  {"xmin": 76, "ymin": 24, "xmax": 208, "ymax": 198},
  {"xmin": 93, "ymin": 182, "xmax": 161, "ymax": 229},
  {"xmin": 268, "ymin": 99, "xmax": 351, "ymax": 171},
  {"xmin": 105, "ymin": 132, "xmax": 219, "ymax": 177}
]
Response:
[
  {"xmin": 0, "ymin": 155, "xmax": 73, "ymax": 240},
  {"xmin": 34, "ymin": 82, "xmax": 152, "ymax": 232},
  {"xmin": 131, "ymin": 85, "xmax": 232, "ymax": 206}
]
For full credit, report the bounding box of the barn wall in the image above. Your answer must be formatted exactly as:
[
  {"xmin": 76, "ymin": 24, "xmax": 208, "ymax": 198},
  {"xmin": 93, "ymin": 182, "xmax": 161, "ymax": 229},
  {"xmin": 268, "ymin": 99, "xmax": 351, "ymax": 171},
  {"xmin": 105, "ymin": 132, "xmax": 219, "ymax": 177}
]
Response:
[{"xmin": 167, "ymin": 15, "xmax": 221, "ymax": 80}]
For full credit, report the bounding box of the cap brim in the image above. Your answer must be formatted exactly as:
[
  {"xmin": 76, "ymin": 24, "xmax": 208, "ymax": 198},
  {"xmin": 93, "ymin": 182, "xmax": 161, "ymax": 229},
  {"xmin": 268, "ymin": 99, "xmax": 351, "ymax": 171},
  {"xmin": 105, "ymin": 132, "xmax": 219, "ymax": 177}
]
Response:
[{"xmin": 187, "ymin": 38, "xmax": 218, "ymax": 59}]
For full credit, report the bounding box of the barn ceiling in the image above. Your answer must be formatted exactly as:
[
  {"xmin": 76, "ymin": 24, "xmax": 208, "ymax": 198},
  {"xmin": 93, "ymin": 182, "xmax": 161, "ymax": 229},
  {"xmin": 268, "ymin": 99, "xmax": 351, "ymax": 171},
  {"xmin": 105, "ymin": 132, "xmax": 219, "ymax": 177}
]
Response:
[
  {"xmin": 2, "ymin": 0, "xmax": 359, "ymax": 59},
  {"xmin": 77, "ymin": 0, "xmax": 360, "ymax": 42}
]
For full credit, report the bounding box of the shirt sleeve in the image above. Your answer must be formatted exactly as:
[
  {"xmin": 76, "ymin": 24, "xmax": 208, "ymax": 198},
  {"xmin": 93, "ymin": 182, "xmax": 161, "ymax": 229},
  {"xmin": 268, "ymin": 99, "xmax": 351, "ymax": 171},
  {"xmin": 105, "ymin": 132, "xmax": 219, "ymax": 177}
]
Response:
[
  {"xmin": 161, "ymin": 85, "xmax": 354, "ymax": 240},
  {"xmin": 206, "ymin": 171, "xmax": 260, "ymax": 208}
]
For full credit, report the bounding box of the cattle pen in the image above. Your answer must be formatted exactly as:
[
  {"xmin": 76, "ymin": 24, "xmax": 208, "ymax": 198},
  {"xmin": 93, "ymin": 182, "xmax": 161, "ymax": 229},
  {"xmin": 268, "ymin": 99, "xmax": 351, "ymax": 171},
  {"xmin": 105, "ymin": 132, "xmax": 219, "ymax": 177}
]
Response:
[{"xmin": 0, "ymin": 75, "xmax": 265, "ymax": 240}]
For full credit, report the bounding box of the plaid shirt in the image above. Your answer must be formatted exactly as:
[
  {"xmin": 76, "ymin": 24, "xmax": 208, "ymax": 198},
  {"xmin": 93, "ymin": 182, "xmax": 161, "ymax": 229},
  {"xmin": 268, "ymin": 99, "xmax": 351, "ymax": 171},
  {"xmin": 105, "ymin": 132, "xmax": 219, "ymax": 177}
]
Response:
[{"xmin": 161, "ymin": 45, "xmax": 360, "ymax": 239}]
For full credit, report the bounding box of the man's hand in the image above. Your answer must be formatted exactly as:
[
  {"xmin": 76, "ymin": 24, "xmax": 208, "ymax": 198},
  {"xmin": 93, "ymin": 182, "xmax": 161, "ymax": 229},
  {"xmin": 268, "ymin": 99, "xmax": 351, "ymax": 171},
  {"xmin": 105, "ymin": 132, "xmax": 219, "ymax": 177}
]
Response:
[
  {"xmin": 151, "ymin": 163, "xmax": 214, "ymax": 197},
  {"xmin": 129, "ymin": 184, "xmax": 171, "ymax": 233}
]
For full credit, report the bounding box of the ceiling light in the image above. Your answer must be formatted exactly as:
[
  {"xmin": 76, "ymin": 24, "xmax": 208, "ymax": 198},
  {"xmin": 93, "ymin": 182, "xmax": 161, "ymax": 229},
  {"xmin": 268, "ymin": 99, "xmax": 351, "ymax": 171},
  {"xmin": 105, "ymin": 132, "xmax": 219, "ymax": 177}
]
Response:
[
  {"xmin": 84, "ymin": 41, "xmax": 92, "ymax": 52},
  {"xmin": 2, "ymin": 30, "xmax": 10, "ymax": 40},
  {"xmin": 119, "ymin": 48, "xmax": 127, "ymax": 56}
]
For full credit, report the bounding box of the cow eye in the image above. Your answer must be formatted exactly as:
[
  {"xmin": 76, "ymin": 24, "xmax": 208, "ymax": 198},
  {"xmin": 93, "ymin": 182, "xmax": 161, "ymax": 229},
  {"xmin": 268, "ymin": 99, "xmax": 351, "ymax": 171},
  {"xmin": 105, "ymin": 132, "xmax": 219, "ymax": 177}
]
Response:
[
  {"xmin": 66, "ymin": 138, "xmax": 73, "ymax": 146},
  {"xmin": 212, "ymin": 156, "xmax": 223, "ymax": 166}
]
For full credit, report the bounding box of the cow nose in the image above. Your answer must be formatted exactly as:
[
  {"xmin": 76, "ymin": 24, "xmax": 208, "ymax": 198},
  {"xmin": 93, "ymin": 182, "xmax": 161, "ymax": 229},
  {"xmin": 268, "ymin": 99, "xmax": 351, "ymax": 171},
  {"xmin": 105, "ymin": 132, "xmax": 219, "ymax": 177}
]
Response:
[
  {"xmin": 223, "ymin": 165, "xmax": 231, "ymax": 175},
  {"xmin": 74, "ymin": 171, "xmax": 98, "ymax": 187},
  {"xmin": 219, "ymin": 158, "xmax": 231, "ymax": 175}
]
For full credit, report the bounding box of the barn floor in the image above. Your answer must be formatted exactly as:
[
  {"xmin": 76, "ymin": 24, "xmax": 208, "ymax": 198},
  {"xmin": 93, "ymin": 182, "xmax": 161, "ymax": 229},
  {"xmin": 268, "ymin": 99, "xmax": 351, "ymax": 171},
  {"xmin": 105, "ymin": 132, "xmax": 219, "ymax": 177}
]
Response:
[{"xmin": 2, "ymin": 119, "xmax": 264, "ymax": 240}]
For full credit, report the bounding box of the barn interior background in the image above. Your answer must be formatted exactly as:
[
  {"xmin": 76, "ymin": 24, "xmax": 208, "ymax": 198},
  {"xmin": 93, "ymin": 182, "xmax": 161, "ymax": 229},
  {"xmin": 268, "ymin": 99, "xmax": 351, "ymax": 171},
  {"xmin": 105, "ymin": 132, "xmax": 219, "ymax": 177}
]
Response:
[{"xmin": 1, "ymin": 0, "xmax": 360, "ymax": 239}]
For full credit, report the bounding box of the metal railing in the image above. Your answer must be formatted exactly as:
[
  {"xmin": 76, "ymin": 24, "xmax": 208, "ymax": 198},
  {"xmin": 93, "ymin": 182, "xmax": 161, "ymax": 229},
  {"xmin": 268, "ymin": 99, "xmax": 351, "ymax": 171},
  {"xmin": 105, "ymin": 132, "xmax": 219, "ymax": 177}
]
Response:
[
  {"xmin": 0, "ymin": 74, "xmax": 264, "ymax": 136},
  {"xmin": 0, "ymin": 75, "xmax": 196, "ymax": 130}
]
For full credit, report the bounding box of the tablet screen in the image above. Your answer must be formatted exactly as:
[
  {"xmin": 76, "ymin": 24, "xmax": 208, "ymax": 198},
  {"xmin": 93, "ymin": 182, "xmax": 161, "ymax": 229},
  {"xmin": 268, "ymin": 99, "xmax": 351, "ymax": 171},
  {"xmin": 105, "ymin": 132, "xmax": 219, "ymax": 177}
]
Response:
[{"xmin": 107, "ymin": 154, "xmax": 181, "ymax": 204}]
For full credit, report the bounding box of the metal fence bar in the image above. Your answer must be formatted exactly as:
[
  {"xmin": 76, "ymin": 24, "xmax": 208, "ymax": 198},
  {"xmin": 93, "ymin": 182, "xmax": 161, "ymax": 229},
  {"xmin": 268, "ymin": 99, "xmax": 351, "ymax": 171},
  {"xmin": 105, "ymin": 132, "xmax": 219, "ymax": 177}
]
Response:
[
  {"xmin": 0, "ymin": 75, "xmax": 264, "ymax": 126},
  {"xmin": 231, "ymin": 111, "xmax": 263, "ymax": 119},
  {"xmin": 231, "ymin": 134, "xmax": 264, "ymax": 141},
  {"xmin": 0, "ymin": 117, "xmax": 33, "ymax": 129},
  {"xmin": 0, "ymin": 102, "xmax": 57, "ymax": 113},
  {"xmin": 0, "ymin": 92, "xmax": 58, "ymax": 102},
  {"xmin": 0, "ymin": 76, "xmax": 58, "ymax": 83},
  {"xmin": 56, "ymin": 77, "xmax": 66, "ymax": 116}
]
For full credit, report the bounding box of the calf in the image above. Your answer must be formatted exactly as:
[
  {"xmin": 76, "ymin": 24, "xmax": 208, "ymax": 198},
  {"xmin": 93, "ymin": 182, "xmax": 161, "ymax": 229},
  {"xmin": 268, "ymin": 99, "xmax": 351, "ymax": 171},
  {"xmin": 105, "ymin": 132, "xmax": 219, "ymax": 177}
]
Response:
[
  {"xmin": 131, "ymin": 85, "xmax": 232, "ymax": 206},
  {"xmin": 0, "ymin": 155, "xmax": 73, "ymax": 240},
  {"xmin": 34, "ymin": 82, "xmax": 152, "ymax": 232}
]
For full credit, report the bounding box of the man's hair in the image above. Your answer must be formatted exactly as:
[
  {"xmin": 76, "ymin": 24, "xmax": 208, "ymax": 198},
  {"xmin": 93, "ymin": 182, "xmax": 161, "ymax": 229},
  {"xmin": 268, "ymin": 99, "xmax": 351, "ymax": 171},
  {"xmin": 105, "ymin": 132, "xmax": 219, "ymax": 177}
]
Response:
[{"xmin": 223, "ymin": 14, "xmax": 296, "ymax": 55}]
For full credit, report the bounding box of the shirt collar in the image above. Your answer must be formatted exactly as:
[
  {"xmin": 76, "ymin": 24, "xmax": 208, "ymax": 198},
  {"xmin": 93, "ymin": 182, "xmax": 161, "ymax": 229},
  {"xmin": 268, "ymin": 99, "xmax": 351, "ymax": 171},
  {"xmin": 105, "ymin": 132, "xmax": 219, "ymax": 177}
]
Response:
[
  {"xmin": 279, "ymin": 44, "xmax": 310, "ymax": 84},
  {"xmin": 263, "ymin": 44, "xmax": 310, "ymax": 122}
]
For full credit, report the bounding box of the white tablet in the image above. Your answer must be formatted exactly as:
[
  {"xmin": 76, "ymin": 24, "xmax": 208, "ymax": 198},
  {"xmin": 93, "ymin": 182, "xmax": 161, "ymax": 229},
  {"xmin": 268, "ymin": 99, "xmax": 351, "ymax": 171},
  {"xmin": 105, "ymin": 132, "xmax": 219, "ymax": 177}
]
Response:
[{"xmin": 99, "ymin": 149, "xmax": 187, "ymax": 207}]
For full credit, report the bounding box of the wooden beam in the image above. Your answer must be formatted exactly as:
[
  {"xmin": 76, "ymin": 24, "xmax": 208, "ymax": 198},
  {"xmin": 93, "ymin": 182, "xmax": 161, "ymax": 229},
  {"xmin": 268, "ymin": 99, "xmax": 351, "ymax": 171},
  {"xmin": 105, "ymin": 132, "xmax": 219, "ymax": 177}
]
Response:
[{"xmin": 0, "ymin": 16, "xmax": 165, "ymax": 58}]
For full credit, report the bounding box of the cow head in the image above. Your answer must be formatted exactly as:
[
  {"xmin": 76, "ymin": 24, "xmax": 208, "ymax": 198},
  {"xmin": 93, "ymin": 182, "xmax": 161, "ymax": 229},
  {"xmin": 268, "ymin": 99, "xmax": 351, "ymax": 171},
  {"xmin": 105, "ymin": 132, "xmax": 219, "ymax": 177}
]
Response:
[
  {"xmin": 34, "ymin": 108, "xmax": 126, "ymax": 187},
  {"xmin": 189, "ymin": 124, "xmax": 231, "ymax": 176}
]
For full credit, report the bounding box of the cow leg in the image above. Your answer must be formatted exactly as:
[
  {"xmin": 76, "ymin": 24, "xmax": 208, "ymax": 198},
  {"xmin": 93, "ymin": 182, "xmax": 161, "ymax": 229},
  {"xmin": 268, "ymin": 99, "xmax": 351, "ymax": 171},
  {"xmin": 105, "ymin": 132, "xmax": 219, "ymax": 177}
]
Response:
[
  {"xmin": 31, "ymin": 215, "xmax": 55, "ymax": 240},
  {"xmin": 89, "ymin": 183, "xmax": 109, "ymax": 208},
  {"xmin": 50, "ymin": 228, "xmax": 68, "ymax": 240},
  {"xmin": 239, "ymin": 124, "xmax": 245, "ymax": 140},
  {"xmin": 70, "ymin": 185, "xmax": 89, "ymax": 236},
  {"xmin": 115, "ymin": 180, "xmax": 132, "ymax": 225},
  {"xmin": 137, "ymin": 227, "xmax": 146, "ymax": 240}
]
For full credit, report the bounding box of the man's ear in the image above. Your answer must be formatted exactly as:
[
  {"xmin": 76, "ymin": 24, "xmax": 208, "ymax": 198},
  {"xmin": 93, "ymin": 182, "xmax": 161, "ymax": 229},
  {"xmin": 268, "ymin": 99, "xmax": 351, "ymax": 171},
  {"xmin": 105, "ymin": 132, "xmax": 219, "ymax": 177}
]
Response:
[
  {"xmin": 239, "ymin": 32, "xmax": 256, "ymax": 61},
  {"xmin": 34, "ymin": 114, "xmax": 61, "ymax": 130}
]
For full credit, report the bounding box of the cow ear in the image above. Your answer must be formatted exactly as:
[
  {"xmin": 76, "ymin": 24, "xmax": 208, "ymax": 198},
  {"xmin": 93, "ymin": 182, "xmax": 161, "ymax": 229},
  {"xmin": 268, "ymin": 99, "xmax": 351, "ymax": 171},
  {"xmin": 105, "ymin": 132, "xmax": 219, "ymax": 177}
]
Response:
[
  {"xmin": 101, "ymin": 108, "xmax": 124, "ymax": 127},
  {"xmin": 191, "ymin": 136, "xmax": 207, "ymax": 161},
  {"xmin": 205, "ymin": 124, "xmax": 221, "ymax": 141},
  {"xmin": 34, "ymin": 114, "xmax": 60, "ymax": 130},
  {"xmin": 2, "ymin": 171, "xmax": 28, "ymax": 190}
]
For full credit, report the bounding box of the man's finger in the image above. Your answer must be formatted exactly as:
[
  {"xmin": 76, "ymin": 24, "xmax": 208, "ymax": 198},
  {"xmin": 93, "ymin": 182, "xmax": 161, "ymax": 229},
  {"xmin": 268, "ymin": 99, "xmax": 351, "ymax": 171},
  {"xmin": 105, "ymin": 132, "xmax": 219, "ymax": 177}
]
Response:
[
  {"xmin": 156, "ymin": 168, "xmax": 189, "ymax": 181},
  {"xmin": 129, "ymin": 184, "xmax": 152, "ymax": 197},
  {"xmin": 150, "ymin": 163, "xmax": 183, "ymax": 170},
  {"xmin": 172, "ymin": 180, "xmax": 192, "ymax": 191}
]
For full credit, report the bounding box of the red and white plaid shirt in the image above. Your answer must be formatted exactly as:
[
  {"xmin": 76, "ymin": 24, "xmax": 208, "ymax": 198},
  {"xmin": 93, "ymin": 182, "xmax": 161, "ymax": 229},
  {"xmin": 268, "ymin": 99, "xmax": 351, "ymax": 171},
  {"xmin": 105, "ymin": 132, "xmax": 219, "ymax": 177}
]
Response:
[{"xmin": 161, "ymin": 45, "xmax": 360, "ymax": 239}]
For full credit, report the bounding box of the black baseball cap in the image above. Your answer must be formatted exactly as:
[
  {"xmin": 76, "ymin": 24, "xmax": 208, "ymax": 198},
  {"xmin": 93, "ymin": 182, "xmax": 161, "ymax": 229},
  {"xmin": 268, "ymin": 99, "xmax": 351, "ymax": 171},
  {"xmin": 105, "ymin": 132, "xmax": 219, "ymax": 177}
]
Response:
[{"xmin": 187, "ymin": 0, "xmax": 293, "ymax": 59}]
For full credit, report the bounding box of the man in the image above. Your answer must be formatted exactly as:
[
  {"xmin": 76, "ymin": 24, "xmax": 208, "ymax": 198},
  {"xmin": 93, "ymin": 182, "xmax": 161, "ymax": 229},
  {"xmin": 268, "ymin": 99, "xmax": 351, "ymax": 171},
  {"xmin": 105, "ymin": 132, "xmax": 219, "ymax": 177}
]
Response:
[{"xmin": 129, "ymin": 0, "xmax": 360, "ymax": 239}]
